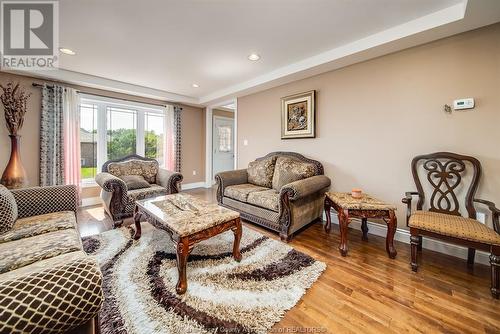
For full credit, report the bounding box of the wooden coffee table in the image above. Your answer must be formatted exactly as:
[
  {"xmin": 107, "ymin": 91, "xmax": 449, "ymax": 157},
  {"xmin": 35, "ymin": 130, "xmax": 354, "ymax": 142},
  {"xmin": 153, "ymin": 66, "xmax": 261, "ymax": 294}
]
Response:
[
  {"xmin": 134, "ymin": 193, "xmax": 242, "ymax": 294},
  {"xmin": 324, "ymin": 192, "xmax": 397, "ymax": 259}
]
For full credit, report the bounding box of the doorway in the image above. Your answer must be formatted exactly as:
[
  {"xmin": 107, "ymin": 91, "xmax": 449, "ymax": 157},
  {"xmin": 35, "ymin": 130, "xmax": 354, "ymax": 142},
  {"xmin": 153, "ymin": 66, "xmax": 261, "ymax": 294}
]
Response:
[{"xmin": 212, "ymin": 116, "xmax": 234, "ymax": 177}]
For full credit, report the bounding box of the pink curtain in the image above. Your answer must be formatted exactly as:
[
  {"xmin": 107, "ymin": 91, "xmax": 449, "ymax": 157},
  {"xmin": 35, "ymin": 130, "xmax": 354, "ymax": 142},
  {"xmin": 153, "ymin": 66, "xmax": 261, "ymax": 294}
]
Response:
[
  {"xmin": 164, "ymin": 106, "xmax": 175, "ymax": 171},
  {"xmin": 63, "ymin": 88, "xmax": 82, "ymax": 189}
]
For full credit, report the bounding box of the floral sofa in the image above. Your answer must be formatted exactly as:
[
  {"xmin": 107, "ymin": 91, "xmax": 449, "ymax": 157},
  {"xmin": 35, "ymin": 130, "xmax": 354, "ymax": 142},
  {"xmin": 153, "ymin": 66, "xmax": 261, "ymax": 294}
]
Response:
[
  {"xmin": 215, "ymin": 152, "xmax": 331, "ymax": 241},
  {"xmin": 0, "ymin": 185, "xmax": 103, "ymax": 334},
  {"xmin": 95, "ymin": 154, "xmax": 183, "ymax": 226}
]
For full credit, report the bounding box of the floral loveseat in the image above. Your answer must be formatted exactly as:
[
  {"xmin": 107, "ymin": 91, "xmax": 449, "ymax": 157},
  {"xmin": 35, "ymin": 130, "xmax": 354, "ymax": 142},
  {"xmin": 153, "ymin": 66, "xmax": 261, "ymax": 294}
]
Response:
[
  {"xmin": 216, "ymin": 152, "xmax": 331, "ymax": 241},
  {"xmin": 0, "ymin": 185, "xmax": 103, "ymax": 333},
  {"xmin": 95, "ymin": 154, "xmax": 183, "ymax": 226}
]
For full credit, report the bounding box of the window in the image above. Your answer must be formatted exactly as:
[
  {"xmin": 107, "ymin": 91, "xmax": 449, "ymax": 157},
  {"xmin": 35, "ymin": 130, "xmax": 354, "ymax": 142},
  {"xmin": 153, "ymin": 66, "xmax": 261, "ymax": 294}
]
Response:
[
  {"xmin": 217, "ymin": 126, "xmax": 232, "ymax": 152},
  {"xmin": 79, "ymin": 95, "xmax": 169, "ymax": 182},
  {"xmin": 80, "ymin": 104, "xmax": 98, "ymax": 180},
  {"xmin": 107, "ymin": 107, "xmax": 137, "ymax": 160}
]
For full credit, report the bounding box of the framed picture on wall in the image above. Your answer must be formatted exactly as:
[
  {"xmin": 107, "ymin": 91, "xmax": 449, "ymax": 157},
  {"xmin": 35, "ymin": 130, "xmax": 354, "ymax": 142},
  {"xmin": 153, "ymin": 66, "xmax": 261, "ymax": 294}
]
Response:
[{"xmin": 281, "ymin": 90, "xmax": 315, "ymax": 139}]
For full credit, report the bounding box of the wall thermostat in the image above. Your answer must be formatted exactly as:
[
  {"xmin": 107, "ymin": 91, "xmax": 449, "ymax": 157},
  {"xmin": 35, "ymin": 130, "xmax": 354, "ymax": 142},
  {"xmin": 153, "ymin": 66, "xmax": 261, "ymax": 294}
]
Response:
[{"xmin": 453, "ymin": 98, "xmax": 474, "ymax": 110}]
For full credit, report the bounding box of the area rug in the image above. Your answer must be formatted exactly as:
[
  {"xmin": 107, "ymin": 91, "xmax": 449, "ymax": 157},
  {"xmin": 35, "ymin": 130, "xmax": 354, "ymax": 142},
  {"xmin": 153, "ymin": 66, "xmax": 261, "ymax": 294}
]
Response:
[{"xmin": 83, "ymin": 222, "xmax": 326, "ymax": 334}]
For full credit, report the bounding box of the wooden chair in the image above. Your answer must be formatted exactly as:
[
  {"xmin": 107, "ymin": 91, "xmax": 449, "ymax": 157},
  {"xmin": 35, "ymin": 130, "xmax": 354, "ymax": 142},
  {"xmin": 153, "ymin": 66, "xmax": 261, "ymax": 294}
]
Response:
[{"xmin": 402, "ymin": 152, "xmax": 500, "ymax": 298}]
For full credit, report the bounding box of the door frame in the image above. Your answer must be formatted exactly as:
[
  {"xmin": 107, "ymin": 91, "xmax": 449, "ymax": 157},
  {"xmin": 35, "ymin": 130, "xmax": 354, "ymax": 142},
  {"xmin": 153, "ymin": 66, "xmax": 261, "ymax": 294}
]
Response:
[{"xmin": 205, "ymin": 99, "xmax": 237, "ymax": 187}]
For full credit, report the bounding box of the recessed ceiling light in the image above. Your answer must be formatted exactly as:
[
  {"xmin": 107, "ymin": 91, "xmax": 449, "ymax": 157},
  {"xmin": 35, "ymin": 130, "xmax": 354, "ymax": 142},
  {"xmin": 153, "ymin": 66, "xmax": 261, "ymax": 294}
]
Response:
[
  {"xmin": 59, "ymin": 48, "xmax": 76, "ymax": 55},
  {"xmin": 192, "ymin": 83, "xmax": 199, "ymax": 88},
  {"xmin": 248, "ymin": 53, "xmax": 260, "ymax": 61}
]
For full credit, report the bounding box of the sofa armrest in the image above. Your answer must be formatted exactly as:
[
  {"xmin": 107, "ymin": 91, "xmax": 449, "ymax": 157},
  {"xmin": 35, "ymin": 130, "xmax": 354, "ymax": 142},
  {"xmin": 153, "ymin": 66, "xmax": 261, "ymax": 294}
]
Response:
[
  {"xmin": 95, "ymin": 172, "xmax": 127, "ymax": 193},
  {"xmin": 156, "ymin": 168, "xmax": 183, "ymax": 193},
  {"xmin": 280, "ymin": 175, "xmax": 331, "ymax": 201},
  {"xmin": 11, "ymin": 185, "xmax": 79, "ymax": 219},
  {"xmin": 215, "ymin": 169, "xmax": 248, "ymax": 203}
]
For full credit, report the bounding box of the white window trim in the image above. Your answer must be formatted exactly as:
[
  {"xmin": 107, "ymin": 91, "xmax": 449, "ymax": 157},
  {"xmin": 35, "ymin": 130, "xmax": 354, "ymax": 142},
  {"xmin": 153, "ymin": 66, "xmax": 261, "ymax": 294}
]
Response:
[{"xmin": 79, "ymin": 94, "xmax": 170, "ymax": 183}]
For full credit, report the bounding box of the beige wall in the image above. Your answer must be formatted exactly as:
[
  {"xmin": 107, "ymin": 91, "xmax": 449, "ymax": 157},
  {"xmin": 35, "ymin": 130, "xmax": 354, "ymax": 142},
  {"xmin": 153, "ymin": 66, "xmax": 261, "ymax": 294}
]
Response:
[
  {"xmin": 0, "ymin": 72, "xmax": 206, "ymax": 196},
  {"xmin": 237, "ymin": 23, "xmax": 500, "ymax": 228}
]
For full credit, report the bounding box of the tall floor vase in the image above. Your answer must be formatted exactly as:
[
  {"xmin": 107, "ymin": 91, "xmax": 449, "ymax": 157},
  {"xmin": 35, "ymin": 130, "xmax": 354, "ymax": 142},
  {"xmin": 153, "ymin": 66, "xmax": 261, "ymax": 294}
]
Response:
[{"xmin": 1, "ymin": 135, "xmax": 28, "ymax": 189}]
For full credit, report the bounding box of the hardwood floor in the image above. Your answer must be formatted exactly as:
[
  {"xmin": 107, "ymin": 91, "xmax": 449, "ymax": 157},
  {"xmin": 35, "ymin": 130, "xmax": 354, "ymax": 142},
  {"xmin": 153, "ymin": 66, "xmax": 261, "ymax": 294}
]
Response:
[{"xmin": 78, "ymin": 188, "xmax": 500, "ymax": 333}]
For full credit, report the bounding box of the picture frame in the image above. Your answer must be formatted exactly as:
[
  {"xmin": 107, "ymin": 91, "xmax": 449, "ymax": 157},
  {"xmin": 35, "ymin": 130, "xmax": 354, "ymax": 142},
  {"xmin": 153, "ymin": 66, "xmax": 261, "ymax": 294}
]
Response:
[{"xmin": 281, "ymin": 90, "xmax": 315, "ymax": 139}]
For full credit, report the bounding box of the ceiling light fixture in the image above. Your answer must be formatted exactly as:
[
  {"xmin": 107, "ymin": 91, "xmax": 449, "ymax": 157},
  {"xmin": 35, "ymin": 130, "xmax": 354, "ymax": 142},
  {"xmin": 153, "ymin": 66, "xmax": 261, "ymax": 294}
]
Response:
[
  {"xmin": 59, "ymin": 48, "xmax": 76, "ymax": 55},
  {"xmin": 192, "ymin": 83, "xmax": 199, "ymax": 88},
  {"xmin": 248, "ymin": 53, "xmax": 260, "ymax": 61}
]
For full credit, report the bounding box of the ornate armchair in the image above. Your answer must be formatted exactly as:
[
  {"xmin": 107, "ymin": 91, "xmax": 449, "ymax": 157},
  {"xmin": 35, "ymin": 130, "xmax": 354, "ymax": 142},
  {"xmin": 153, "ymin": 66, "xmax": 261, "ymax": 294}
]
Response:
[
  {"xmin": 95, "ymin": 154, "xmax": 183, "ymax": 226},
  {"xmin": 402, "ymin": 152, "xmax": 500, "ymax": 298}
]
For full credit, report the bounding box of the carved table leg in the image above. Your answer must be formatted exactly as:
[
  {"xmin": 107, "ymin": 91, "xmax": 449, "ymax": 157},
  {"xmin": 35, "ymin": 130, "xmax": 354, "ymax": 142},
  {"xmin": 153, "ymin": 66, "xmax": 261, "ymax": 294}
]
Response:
[
  {"xmin": 232, "ymin": 219, "xmax": 242, "ymax": 262},
  {"xmin": 176, "ymin": 237, "xmax": 190, "ymax": 294},
  {"xmin": 386, "ymin": 210, "xmax": 397, "ymax": 259},
  {"xmin": 338, "ymin": 209, "xmax": 349, "ymax": 257},
  {"xmin": 361, "ymin": 218, "xmax": 368, "ymax": 241},
  {"xmin": 133, "ymin": 207, "xmax": 142, "ymax": 240},
  {"xmin": 324, "ymin": 198, "xmax": 332, "ymax": 232}
]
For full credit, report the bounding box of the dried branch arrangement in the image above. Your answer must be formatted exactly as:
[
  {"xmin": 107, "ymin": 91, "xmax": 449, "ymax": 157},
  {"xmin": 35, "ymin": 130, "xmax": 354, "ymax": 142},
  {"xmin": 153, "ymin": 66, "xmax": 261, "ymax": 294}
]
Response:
[{"xmin": 0, "ymin": 82, "xmax": 31, "ymax": 135}]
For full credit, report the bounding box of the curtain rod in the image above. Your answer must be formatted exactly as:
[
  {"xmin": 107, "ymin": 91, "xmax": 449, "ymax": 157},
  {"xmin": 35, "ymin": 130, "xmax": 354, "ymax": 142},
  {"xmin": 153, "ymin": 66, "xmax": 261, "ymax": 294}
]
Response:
[{"xmin": 32, "ymin": 82, "xmax": 169, "ymax": 108}]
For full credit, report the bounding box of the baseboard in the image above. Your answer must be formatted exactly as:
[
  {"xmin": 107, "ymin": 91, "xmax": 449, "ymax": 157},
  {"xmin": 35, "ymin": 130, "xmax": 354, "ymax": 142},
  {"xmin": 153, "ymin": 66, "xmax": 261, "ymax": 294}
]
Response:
[
  {"xmin": 322, "ymin": 211, "xmax": 490, "ymax": 266},
  {"xmin": 81, "ymin": 197, "xmax": 101, "ymax": 207},
  {"xmin": 182, "ymin": 182, "xmax": 207, "ymax": 190}
]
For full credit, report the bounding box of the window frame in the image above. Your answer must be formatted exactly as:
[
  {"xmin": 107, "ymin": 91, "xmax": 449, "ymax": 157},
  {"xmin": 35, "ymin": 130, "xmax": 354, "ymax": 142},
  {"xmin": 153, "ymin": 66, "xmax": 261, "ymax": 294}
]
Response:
[{"xmin": 79, "ymin": 94, "xmax": 169, "ymax": 185}]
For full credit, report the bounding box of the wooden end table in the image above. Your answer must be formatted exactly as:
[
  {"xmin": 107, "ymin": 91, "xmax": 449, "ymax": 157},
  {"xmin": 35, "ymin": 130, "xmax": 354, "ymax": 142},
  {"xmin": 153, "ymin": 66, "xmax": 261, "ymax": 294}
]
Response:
[
  {"xmin": 324, "ymin": 192, "xmax": 397, "ymax": 259},
  {"xmin": 134, "ymin": 193, "xmax": 242, "ymax": 294}
]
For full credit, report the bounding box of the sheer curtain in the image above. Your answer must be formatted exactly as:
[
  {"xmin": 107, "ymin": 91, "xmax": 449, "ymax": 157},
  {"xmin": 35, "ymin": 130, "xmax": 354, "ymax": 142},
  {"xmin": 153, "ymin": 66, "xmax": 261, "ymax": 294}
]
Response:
[{"xmin": 63, "ymin": 88, "xmax": 81, "ymax": 188}]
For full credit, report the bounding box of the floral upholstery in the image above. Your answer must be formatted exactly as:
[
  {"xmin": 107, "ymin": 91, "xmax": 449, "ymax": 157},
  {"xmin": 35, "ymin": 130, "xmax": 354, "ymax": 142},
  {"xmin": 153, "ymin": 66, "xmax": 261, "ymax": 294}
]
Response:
[
  {"xmin": 409, "ymin": 211, "xmax": 500, "ymax": 245},
  {"xmin": 107, "ymin": 159, "xmax": 159, "ymax": 183},
  {"xmin": 0, "ymin": 185, "xmax": 18, "ymax": 234},
  {"xmin": 272, "ymin": 157, "xmax": 316, "ymax": 190},
  {"xmin": 224, "ymin": 183, "xmax": 269, "ymax": 202},
  {"xmin": 247, "ymin": 156, "xmax": 277, "ymax": 188},
  {"xmin": 247, "ymin": 189, "xmax": 280, "ymax": 212},
  {"xmin": 139, "ymin": 193, "xmax": 240, "ymax": 237},
  {"xmin": 127, "ymin": 184, "xmax": 169, "ymax": 203},
  {"xmin": 0, "ymin": 211, "xmax": 76, "ymax": 244},
  {"xmin": 0, "ymin": 228, "xmax": 83, "ymax": 274},
  {"xmin": 326, "ymin": 192, "xmax": 396, "ymax": 211}
]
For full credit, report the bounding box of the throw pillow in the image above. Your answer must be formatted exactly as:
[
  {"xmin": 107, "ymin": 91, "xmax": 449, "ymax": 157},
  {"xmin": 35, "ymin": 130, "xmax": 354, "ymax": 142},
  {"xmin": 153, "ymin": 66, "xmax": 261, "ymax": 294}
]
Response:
[
  {"xmin": 247, "ymin": 156, "xmax": 278, "ymax": 188},
  {"xmin": 119, "ymin": 175, "xmax": 151, "ymax": 190},
  {"xmin": 0, "ymin": 185, "xmax": 18, "ymax": 234},
  {"xmin": 272, "ymin": 157, "xmax": 317, "ymax": 190}
]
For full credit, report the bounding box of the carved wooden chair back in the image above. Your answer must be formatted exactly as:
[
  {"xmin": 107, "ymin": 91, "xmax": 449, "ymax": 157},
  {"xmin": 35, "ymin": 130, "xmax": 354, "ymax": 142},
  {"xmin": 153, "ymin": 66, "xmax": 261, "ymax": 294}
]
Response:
[{"xmin": 411, "ymin": 152, "xmax": 481, "ymax": 219}]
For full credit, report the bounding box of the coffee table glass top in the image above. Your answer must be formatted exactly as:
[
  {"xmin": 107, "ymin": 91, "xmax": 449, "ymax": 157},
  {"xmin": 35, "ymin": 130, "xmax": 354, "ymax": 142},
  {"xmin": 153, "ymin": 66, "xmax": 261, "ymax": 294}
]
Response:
[
  {"xmin": 326, "ymin": 192, "xmax": 396, "ymax": 211},
  {"xmin": 136, "ymin": 193, "xmax": 240, "ymax": 237}
]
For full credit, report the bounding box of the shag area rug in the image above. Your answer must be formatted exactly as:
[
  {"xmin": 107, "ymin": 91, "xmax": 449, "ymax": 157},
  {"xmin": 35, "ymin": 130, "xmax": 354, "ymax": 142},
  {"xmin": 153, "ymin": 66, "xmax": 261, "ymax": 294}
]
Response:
[{"xmin": 83, "ymin": 222, "xmax": 326, "ymax": 334}]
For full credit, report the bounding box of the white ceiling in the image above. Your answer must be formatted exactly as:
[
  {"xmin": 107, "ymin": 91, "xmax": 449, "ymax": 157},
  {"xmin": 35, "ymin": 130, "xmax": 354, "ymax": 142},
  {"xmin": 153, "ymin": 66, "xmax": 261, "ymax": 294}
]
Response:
[{"xmin": 7, "ymin": 0, "xmax": 500, "ymax": 106}]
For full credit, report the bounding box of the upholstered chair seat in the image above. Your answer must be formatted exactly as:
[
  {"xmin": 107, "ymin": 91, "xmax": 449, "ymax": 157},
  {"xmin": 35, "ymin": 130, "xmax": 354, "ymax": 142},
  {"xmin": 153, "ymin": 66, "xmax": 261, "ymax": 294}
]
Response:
[{"xmin": 409, "ymin": 211, "xmax": 500, "ymax": 246}]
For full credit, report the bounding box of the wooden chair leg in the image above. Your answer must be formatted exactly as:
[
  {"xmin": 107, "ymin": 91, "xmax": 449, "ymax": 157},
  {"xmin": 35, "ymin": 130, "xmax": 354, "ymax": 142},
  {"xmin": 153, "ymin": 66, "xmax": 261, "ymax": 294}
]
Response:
[
  {"xmin": 417, "ymin": 235, "xmax": 423, "ymax": 251},
  {"xmin": 467, "ymin": 248, "xmax": 476, "ymax": 269},
  {"xmin": 410, "ymin": 229, "xmax": 419, "ymax": 272},
  {"xmin": 491, "ymin": 249, "xmax": 500, "ymax": 299}
]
